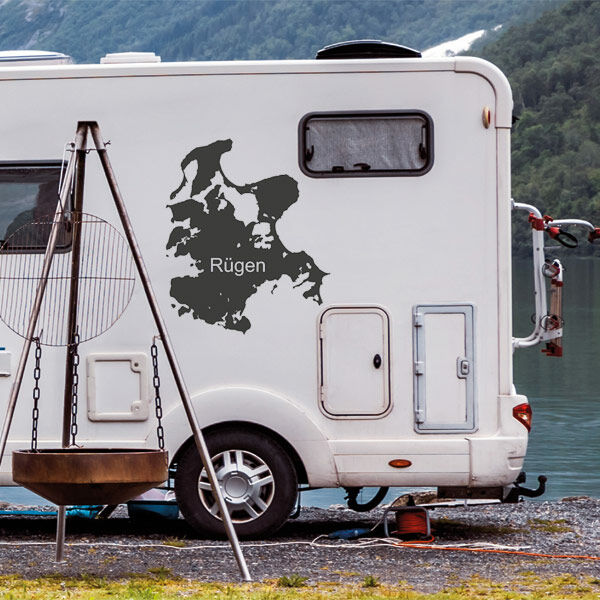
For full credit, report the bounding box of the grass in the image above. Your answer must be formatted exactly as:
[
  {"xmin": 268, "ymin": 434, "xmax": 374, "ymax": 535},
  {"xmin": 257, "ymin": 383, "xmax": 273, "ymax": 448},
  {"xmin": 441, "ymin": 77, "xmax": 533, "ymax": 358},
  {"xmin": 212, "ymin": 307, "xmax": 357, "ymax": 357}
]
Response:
[
  {"xmin": 362, "ymin": 575, "xmax": 379, "ymax": 588},
  {"xmin": 161, "ymin": 537, "xmax": 187, "ymax": 548},
  {"xmin": 0, "ymin": 574, "xmax": 597, "ymax": 599},
  {"xmin": 276, "ymin": 574, "xmax": 309, "ymax": 587},
  {"xmin": 528, "ymin": 518, "xmax": 573, "ymax": 533},
  {"xmin": 147, "ymin": 566, "xmax": 178, "ymax": 580}
]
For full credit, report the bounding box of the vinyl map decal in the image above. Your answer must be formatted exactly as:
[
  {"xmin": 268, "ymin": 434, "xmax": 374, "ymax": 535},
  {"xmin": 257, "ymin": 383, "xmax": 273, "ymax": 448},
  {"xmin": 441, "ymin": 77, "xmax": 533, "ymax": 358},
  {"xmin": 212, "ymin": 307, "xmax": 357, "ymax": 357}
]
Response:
[{"xmin": 167, "ymin": 140, "xmax": 328, "ymax": 333}]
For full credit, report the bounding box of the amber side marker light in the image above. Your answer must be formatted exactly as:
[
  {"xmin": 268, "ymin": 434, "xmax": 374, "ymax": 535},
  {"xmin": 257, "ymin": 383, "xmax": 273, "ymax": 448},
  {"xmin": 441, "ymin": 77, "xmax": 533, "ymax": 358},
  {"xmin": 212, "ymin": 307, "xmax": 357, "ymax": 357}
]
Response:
[
  {"xmin": 389, "ymin": 459, "xmax": 412, "ymax": 468},
  {"xmin": 513, "ymin": 403, "xmax": 532, "ymax": 431}
]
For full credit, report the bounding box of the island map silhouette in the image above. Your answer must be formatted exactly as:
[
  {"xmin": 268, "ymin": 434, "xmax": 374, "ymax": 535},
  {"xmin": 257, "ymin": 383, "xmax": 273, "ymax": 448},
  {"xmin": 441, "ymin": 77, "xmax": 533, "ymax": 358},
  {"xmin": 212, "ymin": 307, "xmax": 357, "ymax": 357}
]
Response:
[{"xmin": 167, "ymin": 139, "xmax": 327, "ymax": 333}]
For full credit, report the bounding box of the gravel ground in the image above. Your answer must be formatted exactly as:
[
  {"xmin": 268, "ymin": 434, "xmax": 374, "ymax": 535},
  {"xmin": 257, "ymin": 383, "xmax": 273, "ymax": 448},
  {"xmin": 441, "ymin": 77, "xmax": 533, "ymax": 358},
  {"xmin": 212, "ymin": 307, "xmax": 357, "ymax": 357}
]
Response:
[{"xmin": 0, "ymin": 497, "xmax": 598, "ymax": 592}]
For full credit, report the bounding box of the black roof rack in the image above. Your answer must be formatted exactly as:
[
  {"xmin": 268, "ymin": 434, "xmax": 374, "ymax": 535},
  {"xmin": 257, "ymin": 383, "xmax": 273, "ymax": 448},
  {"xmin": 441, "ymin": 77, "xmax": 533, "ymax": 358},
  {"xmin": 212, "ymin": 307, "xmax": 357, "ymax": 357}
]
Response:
[{"xmin": 316, "ymin": 40, "xmax": 421, "ymax": 60}]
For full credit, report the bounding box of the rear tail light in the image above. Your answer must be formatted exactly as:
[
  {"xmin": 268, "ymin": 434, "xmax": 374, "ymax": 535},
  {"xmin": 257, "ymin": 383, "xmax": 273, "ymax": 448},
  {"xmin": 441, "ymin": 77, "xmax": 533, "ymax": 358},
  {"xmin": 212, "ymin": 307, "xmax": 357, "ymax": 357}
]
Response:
[{"xmin": 513, "ymin": 403, "xmax": 532, "ymax": 431}]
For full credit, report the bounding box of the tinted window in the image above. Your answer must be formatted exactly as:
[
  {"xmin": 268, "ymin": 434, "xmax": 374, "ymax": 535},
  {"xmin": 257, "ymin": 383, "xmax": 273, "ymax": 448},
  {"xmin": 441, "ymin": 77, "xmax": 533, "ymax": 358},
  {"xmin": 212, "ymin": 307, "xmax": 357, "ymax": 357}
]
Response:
[
  {"xmin": 0, "ymin": 163, "xmax": 68, "ymax": 251},
  {"xmin": 300, "ymin": 112, "xmax": 432, "ymax": 177}
]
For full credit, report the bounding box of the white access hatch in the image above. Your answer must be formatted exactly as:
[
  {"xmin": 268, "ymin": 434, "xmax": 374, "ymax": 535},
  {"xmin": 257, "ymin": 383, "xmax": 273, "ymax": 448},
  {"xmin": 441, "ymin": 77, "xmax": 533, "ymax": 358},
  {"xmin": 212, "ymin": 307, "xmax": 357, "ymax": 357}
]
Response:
[
  {"xmin": 319, "ymin": 306, "xmax": 390, "ymax": 417},
  {"xmin": 413, "ymin": 304, "xmax": 476, "ymax": 432}
]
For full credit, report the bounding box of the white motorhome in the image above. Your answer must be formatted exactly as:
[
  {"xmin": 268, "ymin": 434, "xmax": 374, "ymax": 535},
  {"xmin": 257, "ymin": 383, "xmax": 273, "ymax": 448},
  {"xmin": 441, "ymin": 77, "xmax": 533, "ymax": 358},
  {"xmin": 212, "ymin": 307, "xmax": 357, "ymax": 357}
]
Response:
[{"xmin": 0, "ymin": 41, "xmax": 589, "ymax": 537}]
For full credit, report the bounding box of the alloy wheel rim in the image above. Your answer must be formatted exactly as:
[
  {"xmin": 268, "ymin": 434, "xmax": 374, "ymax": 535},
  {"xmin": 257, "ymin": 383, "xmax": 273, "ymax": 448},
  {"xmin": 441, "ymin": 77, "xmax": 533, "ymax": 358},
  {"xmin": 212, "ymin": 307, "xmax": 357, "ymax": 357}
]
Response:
[{"xmin": 198, "ymin": 449, "xmax": 275, "ymax": 523}]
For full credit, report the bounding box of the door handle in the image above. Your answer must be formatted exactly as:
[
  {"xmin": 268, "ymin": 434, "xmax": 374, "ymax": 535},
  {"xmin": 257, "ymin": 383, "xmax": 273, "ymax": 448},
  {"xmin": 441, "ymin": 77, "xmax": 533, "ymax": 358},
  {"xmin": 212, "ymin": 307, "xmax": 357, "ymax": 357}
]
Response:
[
  {"xmin": 457, "ymin": 357, "xmax": 470, "ymax": 378},
  {"xmin": 373, "ymin": 354, "xmax": 382, "ymax": 369}
]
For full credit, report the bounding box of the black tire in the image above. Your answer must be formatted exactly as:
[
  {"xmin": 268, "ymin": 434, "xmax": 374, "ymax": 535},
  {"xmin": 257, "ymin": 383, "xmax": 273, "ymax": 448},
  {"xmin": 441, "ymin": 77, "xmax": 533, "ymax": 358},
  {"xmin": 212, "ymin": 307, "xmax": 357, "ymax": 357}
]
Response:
[{"xmin": 174, "ymin": 428, "xmax": 298, "ymax": 538}]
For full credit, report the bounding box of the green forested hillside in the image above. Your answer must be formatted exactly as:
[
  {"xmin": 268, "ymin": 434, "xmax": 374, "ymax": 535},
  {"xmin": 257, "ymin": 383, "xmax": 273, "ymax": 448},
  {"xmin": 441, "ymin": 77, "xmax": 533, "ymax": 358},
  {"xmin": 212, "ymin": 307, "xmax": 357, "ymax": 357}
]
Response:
[
  {"xmin": 1, "ymin": 0, "xmax": 596, "ymax": 255},
  {"xmin": 0, "ymin": 0, "xmax": 558, "ymax": 64},
  {"xmin": 475, "ymin": 0, "xmax": 600, "ymax": 255}
]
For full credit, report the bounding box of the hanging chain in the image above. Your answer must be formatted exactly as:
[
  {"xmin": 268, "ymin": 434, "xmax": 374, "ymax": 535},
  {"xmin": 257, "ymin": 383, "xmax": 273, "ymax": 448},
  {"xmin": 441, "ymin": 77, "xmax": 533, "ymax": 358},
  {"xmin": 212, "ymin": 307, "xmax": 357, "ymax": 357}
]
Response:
[
  {"xmin": 151, "ymin": 338, "xmax": 165, "ymax": 450},
  {"xmin": 30, "ymin": 338, "xmax": 42, "ymax": 451},
  {"xmin": 70, "ymin": 330, "xmax": 80, "ymax": 446}
]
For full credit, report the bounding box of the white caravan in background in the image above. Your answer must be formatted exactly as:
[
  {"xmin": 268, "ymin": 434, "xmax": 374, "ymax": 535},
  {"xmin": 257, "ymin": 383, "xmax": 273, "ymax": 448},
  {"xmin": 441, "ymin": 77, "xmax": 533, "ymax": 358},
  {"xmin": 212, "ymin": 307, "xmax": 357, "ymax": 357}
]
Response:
[{"xmin": 0, "ymin": 41, "xmax": 593, "ymax": 537}]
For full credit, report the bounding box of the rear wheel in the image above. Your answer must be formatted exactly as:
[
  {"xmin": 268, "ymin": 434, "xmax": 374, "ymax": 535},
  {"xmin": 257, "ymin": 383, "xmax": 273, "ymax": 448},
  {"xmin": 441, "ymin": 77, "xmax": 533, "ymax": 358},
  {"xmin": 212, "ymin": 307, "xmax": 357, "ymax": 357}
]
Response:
[{"xmin": 175, "ymin": 428, "xmax": 298, "ymax": 538}]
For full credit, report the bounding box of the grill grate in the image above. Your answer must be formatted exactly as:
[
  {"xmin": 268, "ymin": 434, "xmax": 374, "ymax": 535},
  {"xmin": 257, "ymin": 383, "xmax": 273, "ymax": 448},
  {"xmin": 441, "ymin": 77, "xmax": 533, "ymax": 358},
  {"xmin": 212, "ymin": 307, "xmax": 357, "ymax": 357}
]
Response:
[{"xmin": 0, "ymin": 212, "xmax": 135, "ymax": 346}]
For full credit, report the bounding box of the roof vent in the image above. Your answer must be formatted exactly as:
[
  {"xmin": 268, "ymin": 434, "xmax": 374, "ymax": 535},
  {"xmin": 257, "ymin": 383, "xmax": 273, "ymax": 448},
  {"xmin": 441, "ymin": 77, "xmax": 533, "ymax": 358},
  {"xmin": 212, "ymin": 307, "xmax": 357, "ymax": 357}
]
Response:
[
  {"xmin": 0, "ymin": 50, "xmax": 72, "ymax": 66},
  {"xmin": 316, "ymin": 40, "xmax": 421, "ymax": 60},
  {"xmin": 100, "ymin": 52, "xmax": 161, "ymax": 64}
]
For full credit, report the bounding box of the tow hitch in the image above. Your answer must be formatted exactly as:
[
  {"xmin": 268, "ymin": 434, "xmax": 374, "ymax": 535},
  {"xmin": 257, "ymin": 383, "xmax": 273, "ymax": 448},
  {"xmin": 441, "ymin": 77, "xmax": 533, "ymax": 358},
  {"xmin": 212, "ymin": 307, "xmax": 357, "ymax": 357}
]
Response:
[{"xmin": 504, "ymin": 471, "xmax": 547, "ymax": 503}]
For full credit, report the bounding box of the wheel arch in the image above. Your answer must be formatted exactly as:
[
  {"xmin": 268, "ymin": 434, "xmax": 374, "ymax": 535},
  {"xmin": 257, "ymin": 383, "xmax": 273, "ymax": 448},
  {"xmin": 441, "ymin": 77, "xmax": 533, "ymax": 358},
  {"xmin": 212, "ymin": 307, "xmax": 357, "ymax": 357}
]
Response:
[
  {"xmin": 162, "ymin": 386, "xmax": 337, "ymax": 488},
  {"xmin": 171, "ymin": 420, "xmax": 308, "ymax": 484}
]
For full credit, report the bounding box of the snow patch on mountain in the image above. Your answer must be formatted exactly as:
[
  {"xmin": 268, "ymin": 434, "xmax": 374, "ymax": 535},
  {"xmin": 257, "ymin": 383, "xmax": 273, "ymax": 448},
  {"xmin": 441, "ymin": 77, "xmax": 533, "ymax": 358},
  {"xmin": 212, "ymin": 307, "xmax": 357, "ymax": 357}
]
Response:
[{"xmin": 423, "ymin": 25, "xmax": 502, "ymax": 58}]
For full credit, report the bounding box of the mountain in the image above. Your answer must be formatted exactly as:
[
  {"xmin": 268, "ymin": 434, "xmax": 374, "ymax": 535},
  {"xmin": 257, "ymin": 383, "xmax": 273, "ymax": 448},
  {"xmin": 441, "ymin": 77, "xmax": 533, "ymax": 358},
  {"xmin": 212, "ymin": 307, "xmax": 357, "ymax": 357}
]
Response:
[
  {"xmin": 473, "ymin": 0, "xmax": 600, "ymax": 255},
  {"xmin": 0, "ymin": 0, "xmax": 560, "ymax": 64},
  {"xmin": 2, "ymin": 0, "xmax": 593, "ymax": 255}
]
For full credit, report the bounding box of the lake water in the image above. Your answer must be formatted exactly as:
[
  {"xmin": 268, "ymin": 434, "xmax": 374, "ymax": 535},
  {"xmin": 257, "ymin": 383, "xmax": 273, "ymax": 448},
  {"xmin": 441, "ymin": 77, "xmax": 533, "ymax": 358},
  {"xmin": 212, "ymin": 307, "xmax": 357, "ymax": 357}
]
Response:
[
  {"xmin": 513, "ymin": 255, "xmax": 600, "ymax": 500},
  {"xmin": 1, "ymin": 257, "xmax": 598, "ymax": 508}
]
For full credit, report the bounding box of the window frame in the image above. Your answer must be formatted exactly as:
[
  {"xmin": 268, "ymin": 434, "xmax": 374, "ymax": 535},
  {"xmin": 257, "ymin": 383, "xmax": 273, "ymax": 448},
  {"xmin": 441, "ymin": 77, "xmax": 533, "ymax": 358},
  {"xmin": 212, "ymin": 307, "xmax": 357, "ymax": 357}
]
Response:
[
  {"xmin": 0, "ymin": 160, "xmax": 71, "ymax": 253},
  {"xmin": 299, "ymin": 110, "xmax": 434, "ymax": 178}
]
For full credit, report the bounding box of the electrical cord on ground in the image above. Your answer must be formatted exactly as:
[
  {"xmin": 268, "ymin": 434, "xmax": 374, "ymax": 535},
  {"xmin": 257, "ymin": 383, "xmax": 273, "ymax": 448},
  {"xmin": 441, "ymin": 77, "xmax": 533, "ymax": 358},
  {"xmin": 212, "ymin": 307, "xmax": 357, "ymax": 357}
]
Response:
[{"xmin": 0, "ymin": 537, "xmax": 598, "ymax": 561}]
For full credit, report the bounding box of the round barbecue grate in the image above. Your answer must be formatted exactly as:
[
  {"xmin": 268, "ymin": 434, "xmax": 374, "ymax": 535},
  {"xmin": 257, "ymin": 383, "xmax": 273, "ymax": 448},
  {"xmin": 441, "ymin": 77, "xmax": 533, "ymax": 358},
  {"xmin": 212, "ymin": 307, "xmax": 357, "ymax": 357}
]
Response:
[{"xmin": 0, "ymin": 212, "xmax": 135, "ymax": 346}]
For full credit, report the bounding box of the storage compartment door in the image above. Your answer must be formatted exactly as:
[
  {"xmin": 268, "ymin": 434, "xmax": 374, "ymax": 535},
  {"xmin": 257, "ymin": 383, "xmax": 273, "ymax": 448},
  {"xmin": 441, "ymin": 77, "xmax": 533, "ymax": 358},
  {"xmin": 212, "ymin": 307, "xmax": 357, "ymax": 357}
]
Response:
[
  {"xmin": 413, "ymin": 305, "xmax": 475, "ymax": 432},
  {"xmin": 320, "ymin": 307, "xmax": 390, "ymax": 417},
  {"xmin": 87, "ymin": 353, "xmax": 150, "ymax": 421}
]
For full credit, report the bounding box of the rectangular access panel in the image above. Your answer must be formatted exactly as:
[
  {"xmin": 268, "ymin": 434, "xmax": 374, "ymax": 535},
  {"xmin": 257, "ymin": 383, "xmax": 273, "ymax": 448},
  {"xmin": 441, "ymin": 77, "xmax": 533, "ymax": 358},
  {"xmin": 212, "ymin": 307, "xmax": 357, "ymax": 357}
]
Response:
[
  {"xmin": 87, "ymin": 353, "xmax": 150, "ymax": 421},
  {"xmin": 319, "ymin": 307, "xmax": 390, "ymax": 417},
  {"xmin": 413, "ymin": 304, "xmax": 476, "ymax": 432}
]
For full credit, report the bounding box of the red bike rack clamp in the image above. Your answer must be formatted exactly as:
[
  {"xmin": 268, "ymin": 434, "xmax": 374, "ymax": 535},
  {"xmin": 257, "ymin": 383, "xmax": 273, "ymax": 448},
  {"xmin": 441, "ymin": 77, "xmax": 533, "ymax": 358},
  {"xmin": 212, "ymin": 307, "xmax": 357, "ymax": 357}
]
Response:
[{"xmin": 528, "ymin": 213, "xmax": 553, "ymax": 231}]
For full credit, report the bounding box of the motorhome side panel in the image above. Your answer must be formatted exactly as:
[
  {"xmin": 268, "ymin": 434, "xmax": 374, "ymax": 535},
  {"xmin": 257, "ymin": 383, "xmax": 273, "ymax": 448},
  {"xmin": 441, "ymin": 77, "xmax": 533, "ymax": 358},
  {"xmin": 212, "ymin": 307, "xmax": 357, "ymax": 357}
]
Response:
[{"xmin": 0, "ymin": 60, "xmax": 525, "ymax": 495}]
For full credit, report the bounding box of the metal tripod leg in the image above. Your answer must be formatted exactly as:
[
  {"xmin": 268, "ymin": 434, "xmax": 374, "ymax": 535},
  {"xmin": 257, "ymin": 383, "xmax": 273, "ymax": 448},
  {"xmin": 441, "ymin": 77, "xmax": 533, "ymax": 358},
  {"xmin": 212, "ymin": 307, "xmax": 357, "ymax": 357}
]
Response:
[
  {"xmin": 55, "ymin": 127, "xmax": 89, "ymax": 564},
  {"xmin": 0, "ymin": 125, "xmax": 85, "ymax": 564},
  {"xmin": 55, "ymin": 505, "xmax": 67, "ymax": 562},
  {"xmin": 88, "ymin": 122, "xmax": 251, "ymax": 582},
  {"xmin": 0, "ymin": 125, "xmax": 84, "ymax": 467}
]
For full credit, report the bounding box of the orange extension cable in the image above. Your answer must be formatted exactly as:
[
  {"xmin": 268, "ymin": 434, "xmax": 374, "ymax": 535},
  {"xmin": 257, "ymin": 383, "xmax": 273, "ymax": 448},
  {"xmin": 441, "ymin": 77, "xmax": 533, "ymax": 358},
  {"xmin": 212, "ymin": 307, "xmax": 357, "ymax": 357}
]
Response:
[
  {"xmin": 394, "ymin": 542, "xmax": 600, "ymax": 560},
  {"xmin": 388, "ymin": 508, "xmax": 600, "ymax": 560},
  {"xmin": 393, "ymin": 510, "xmax": 435, "ymax": 544},
  {"xmin": 393, "ymin": 540, "xmax": 600, "ymax": 561}
]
